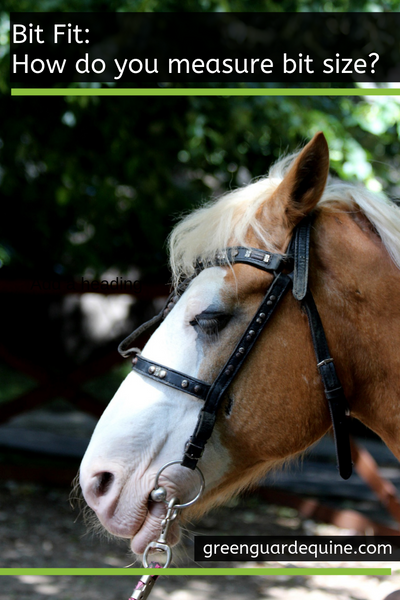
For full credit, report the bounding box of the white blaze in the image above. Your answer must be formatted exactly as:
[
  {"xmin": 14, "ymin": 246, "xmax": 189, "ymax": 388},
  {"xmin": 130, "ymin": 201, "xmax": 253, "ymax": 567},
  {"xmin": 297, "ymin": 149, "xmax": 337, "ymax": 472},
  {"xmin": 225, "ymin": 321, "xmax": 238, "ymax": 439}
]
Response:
[{"xmin": 79, "ymin": 268, "xmax": 231, "ymax": 550}]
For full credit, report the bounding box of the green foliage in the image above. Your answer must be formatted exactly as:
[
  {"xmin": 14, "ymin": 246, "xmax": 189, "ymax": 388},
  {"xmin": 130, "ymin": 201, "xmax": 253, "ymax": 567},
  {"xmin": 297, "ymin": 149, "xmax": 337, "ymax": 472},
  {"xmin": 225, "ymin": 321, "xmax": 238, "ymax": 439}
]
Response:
[
  {"xmin": 2, "ymin": 91, "xmax": 399, "ymax": 279},
  {"xmin": 0, "ymin": 364, "xmax": 36, "ymax": 404},
  {"xmin": 5, "ymin": 0, "xmax": 400, "ymax": 10},
  {"xmin": 1, "ymin": 2, "xmax": 400, "ymax": 280}
]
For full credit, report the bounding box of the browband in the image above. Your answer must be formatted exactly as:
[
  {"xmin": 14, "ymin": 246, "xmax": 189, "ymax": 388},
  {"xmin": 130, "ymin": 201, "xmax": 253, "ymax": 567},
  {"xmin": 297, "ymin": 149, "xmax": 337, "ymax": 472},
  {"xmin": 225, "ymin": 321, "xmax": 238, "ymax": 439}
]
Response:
[{"xmin": 212, "ymin": 246, "xmax": 292, "ymax": 272}]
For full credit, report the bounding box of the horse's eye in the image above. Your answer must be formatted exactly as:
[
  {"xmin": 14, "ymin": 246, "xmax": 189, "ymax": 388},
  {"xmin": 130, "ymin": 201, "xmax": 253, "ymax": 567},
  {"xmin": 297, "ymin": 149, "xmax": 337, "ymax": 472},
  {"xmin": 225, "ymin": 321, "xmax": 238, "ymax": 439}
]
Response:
[{"xmin": 190, "ymin": 313, "xmax": 230, "ymax": 337}]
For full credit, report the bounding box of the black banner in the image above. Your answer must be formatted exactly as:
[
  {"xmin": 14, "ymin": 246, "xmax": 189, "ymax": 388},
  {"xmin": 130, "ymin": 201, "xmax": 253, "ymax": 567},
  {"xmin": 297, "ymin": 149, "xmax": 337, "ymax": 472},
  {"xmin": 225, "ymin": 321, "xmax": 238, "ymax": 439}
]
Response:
[
  {"xmin": 194, "ymin": 536, "xmax": 400, "ymax": 561},
  {"xmin": 10, "ymin": 12, "xmax": 400, "ymax": 84}
]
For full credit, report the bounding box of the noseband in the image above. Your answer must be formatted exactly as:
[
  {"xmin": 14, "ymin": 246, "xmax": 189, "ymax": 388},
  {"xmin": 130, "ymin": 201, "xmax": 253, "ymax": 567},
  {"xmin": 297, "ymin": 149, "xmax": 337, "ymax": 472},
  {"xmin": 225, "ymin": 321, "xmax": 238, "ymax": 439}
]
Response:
[{"xmin": 119, "ymin": 216, "xmax": 352, "ymax": 480}]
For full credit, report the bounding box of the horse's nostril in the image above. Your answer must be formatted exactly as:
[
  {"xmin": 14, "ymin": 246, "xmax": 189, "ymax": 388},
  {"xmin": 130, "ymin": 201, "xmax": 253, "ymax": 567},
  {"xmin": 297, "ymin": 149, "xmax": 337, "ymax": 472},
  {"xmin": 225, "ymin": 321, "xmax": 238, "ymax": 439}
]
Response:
[{"xmin": 94, "ymin": 472, "xmax": 115, "ymax": 497}]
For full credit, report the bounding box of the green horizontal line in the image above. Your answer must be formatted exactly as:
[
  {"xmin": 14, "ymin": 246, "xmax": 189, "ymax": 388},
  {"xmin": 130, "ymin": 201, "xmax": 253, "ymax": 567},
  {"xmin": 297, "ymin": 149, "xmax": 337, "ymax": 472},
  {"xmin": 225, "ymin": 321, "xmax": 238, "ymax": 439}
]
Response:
[
  {"xmin": 0, "ymin": 568, "xmax": 391, "ymax": 576},
  {"xmin": 10, "ymin": 87, "xmax": 400, "ymax": 97}
]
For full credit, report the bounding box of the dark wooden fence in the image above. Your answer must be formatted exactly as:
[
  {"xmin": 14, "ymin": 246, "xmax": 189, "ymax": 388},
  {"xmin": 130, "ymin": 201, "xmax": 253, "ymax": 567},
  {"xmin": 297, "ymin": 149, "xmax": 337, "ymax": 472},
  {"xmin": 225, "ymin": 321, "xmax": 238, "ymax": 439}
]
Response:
[{"xmin": 0, "ymin": 278, "xmax": 169, "ymax": 482}]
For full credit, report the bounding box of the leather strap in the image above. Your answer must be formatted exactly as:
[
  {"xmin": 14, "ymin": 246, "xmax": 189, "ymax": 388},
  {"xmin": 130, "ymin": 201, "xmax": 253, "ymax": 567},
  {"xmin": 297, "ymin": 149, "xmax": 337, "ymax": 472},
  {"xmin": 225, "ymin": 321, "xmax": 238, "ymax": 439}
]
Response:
[
  {"xmin": 118, "ymin": 278, "xmax": 194, "ymax": 358},
  {"xmin": 292, "ymin": 215, "xmax": 312, "ymax": 301},
  {"xmin": 133, "ymin": 354, "xmax": 210, "ymax": 401},
  {"xmin": 302, "ymin": 291, "xmax": 353, "ymax": 480},
  {"xmin": 118, "ymin": 311, "xmax": 166, "ymax": 358},
  {"xmin": 213, "ymin": 247, "xmax": 291, "ymax": 273},
  {"xmin": 182, "ymin": 272, "xmax": 293, "ymax": 469},
  {"xmin": 289, "ymin": 219, "xmax": 352, "ymax": 479}
]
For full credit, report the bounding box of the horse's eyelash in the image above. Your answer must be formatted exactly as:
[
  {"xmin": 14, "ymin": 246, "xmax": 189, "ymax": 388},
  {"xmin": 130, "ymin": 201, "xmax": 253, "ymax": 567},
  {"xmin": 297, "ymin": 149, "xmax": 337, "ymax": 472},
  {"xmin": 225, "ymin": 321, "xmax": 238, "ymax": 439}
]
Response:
[
  {"xmin": 198, "ymin": 318, "xmax": 220, "ymax": 331},
  {"xmin": 191, "ymin": 317, "xmax": 220, "ymax": 333}
]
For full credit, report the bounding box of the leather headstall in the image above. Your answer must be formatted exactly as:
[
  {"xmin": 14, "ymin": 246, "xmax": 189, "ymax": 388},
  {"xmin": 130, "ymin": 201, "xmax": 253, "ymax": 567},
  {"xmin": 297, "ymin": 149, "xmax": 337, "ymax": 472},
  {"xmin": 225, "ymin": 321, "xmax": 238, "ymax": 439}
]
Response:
[{"xmin": 118, "ymin": 216, "xmax": 353, "ymax": 480}]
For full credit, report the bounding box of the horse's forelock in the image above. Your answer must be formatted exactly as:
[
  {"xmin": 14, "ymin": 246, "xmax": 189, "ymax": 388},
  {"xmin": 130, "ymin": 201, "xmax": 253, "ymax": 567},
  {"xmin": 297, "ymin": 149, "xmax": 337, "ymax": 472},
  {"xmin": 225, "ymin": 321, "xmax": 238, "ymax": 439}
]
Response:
[
  {"xmin": 168, "ymin": 147, "xmax": 400, "ymax": 289},
  {"xmin": 168, "ymin": 154, "xmax": 301, "ymax": 288}
]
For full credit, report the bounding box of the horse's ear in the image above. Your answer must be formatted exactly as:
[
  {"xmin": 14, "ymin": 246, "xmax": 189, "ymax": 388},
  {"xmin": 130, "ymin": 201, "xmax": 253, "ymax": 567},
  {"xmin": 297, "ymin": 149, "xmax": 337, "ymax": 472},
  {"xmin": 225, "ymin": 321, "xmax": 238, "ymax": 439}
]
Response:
[{"xmin": 271, "ymin": 132, "xmax": 329, "ymax": 227}]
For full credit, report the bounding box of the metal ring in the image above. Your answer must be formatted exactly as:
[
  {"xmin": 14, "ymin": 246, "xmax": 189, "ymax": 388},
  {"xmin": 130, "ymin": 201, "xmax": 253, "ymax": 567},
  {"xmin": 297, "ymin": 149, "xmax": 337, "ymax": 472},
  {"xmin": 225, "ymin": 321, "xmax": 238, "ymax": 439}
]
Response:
[
  {"xmin": 152, "ymin": 459, "xmax": 205, "ymax": 509},
  {"xmin": 142, "ymin": 541, "xmax": 172, "ymax": 569}
]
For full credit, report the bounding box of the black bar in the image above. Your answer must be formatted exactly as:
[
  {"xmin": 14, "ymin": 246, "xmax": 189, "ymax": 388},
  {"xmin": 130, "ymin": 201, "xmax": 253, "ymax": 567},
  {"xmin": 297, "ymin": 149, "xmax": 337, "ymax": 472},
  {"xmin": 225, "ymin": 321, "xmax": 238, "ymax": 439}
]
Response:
[
  {"xmin": 194, "ymin": 535, "xmax": 400, "ymax": 561},
  {"xmin": 10, "ymin": 13, "xmax": 400, "ymax": 84}
]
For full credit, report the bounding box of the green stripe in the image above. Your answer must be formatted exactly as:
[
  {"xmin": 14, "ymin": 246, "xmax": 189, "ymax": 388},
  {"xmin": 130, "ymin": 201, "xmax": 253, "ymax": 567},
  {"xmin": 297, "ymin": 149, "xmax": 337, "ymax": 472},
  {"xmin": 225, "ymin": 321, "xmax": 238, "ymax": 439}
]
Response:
[
  {"xmin": 0, "ymin": 567, "xmax": 391, "ymax": 575},
  {"xmin": 10, "ymin": 88, "xmax": 400, "ymax": 96}
]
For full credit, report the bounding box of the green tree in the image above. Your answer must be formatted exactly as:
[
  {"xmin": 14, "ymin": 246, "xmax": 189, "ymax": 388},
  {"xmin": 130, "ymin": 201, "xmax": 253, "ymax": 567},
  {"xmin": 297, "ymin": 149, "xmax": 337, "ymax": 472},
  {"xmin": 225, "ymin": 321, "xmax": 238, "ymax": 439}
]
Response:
[{"xmin": 1, "ymin": 2, "xmax": 400, "ymax": 279}]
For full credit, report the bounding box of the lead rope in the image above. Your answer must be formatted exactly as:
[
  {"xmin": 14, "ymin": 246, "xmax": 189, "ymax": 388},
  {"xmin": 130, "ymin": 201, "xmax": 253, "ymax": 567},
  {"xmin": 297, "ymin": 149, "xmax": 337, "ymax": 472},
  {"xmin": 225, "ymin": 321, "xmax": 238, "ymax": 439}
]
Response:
[
  {"xmin": 129, "ymin": 460, "xmax": 205, "ymax": 600},
  {"xmin": 129, "ymin": 562, "xmax": 162, "ymax": 600}
]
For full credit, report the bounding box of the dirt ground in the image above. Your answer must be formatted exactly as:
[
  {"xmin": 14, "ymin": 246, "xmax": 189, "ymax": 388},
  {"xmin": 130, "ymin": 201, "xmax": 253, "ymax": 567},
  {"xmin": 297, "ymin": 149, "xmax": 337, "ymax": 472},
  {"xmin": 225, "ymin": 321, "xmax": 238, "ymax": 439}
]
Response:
[{"xmin": 1, "ymin": 480, "xmax": 400, "ymax": 600}]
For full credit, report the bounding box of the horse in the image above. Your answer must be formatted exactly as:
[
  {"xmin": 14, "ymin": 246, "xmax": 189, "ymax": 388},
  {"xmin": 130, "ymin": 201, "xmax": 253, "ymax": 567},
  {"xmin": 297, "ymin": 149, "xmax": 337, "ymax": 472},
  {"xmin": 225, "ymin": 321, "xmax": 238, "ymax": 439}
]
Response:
[{"xmin": 79, "ymin": 132, "xmax": 400, "ymax": 556}]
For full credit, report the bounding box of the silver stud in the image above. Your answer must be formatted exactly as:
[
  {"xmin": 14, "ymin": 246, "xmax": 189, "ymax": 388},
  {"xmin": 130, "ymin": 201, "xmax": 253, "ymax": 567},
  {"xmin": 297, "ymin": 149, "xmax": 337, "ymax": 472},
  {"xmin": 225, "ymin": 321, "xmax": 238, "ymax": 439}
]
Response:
[
  {"xmin": 270, "ymin": 295, "xmax": 276, "ymax": 301},
  {"xmin": 225, "ymin": 365, "xmax": 234, "ymax": 376},
  {"xmin": 259, "ymin": 313, "xmax": 265, "ymax": 319},
  {"xmin": 245, "ymin": 249, "xmax": 252, "ymax": 258},
  {"xmin": 194, "ymin": 385, "xmax": 201, "ymax": 394},
  {"xmin": 248, "ymin": 330, "xmax": 255, "ymax": 337},
  {"xmin": 148, "ymin": 366, "xmax": 156, "ymax": 374},
  {"xmin": 267, "ymin": 300, "xmax": 273, "ymax": 306},
  {"xmin": 159, "ymin": 370, "xmax": 167, "ymax": 379},
  {"xmin": 181, "ymin": 380, "xmax": 189, "ymax": 388},
  {"xmin": 238, "ymin": 347, "xmax": 245, "ymax": 354}
]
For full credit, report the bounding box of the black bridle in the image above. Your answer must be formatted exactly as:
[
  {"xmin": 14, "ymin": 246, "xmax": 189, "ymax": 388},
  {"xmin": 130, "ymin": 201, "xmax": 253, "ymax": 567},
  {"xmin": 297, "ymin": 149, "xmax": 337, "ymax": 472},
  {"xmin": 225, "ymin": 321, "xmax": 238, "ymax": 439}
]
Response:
[{"xmin": 118, "ymin": 217, "xmax": 353, "ymax": 480}]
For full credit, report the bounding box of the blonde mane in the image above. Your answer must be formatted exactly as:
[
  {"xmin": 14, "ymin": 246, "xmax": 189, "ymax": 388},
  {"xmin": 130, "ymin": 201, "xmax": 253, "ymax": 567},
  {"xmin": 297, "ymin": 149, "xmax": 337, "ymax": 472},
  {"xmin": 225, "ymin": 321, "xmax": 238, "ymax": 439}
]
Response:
[{"xmin": 168, "ymin": 151, "xmax": 400, "ymax": 286}]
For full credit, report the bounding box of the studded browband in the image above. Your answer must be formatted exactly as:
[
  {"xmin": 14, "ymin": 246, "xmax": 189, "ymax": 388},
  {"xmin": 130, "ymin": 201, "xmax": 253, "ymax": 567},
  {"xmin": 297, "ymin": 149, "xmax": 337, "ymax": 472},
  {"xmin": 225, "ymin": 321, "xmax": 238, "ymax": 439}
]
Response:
[{"xmin": 118, "ymin": 217, "xmax": 353, "ymax": 480}]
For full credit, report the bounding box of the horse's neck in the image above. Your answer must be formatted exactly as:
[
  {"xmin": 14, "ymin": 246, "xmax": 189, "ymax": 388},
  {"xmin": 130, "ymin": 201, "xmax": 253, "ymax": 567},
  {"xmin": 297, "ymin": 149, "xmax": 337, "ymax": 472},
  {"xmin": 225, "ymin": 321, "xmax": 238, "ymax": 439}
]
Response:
[{"xmin": 313, "ymin": 208, "xmax": 400, "ymax": 457}]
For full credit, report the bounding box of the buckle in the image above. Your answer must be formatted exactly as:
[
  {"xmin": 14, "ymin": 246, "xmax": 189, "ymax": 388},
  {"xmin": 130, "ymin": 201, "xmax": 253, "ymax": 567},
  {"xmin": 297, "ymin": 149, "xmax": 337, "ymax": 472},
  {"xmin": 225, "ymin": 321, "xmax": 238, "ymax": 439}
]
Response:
[{"xmin": 184, "ymin": 438, "xmax": 204, "ymax": 460}]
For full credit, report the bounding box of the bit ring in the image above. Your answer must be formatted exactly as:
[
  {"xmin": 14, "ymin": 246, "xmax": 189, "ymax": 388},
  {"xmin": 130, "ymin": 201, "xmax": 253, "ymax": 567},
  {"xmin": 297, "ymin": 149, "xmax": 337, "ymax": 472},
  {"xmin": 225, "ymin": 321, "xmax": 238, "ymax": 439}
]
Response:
[{"xmin": 152, "ymin": 460, "xmax": 205, "ymax": 509}]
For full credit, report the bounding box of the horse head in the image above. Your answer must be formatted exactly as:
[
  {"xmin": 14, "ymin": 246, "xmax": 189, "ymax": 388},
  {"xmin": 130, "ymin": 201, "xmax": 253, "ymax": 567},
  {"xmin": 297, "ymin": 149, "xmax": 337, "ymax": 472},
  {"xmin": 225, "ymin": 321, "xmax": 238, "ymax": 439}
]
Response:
[{"xmin": 79, "ymin": 132, "xmax": 400, "ymax": 555}]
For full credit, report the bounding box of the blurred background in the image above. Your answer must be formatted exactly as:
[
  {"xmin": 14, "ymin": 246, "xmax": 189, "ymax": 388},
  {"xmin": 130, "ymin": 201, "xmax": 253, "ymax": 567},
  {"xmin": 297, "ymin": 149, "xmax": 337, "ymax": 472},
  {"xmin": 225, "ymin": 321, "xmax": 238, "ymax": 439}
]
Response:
[{"xmin": 2, "ymin": 1, "xmax": 400, "ymax": 599}]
